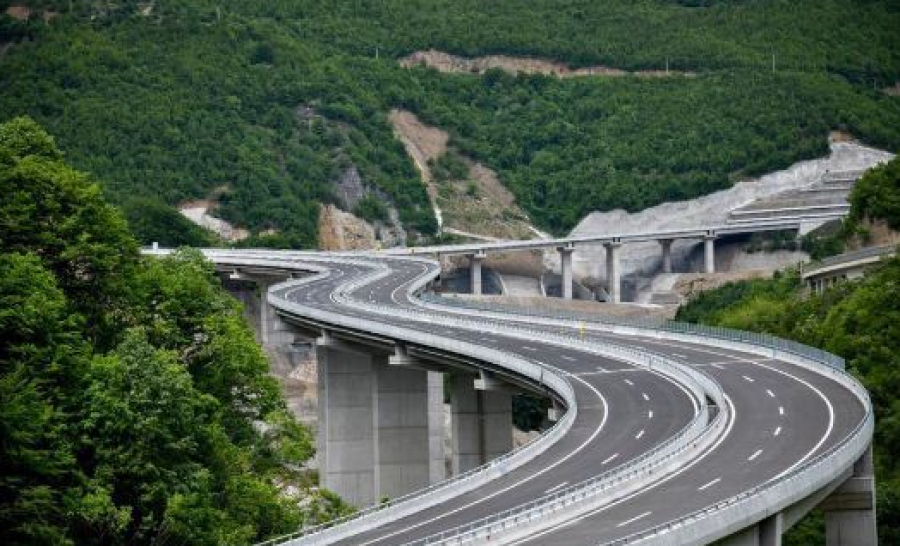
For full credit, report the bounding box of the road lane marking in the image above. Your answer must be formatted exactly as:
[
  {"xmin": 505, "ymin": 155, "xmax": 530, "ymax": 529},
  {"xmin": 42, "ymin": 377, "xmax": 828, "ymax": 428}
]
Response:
[
  {"xmin": 561, "ymin": 355, "xmax": 576, "ymax": 361},
  {"xmin": 616, "ymin": 511, "xmax": 652, "ymax": 528},
  {"xmin": 748, "ymin": 449, "xmax": 763, "ymax": 461},
  {"xmin": 648, "ymin": 410, "xmax": 654, "ymax": 419},
  {"xmin": 672, "ymin": 353, "xmax": 688, "ymax": 359},
  {"xmin": 766, "ymin": 389, "xmax": 775, "ymax": 398},
  {"xmin": 595, "ymin": 366, "xmax": 607, "ymax": 372},
  {"xmin": 623, "ymin": 379, "xmax": 634, "ymax": 386},
  {"xmin": 742, "ymin": 375, "xmax": 755, "ymax": 383},
  {"xmin": 635, "ymin": 429, "xmax": 645, "ymax": 440},
  {"xmin": 698, "ymin": 477, "xmax": 721, "ymax": 491},
  {"xmin": 711, "ymin": 363, "xmax": 725, "ymax": 370},
  {"xmin": 642, "ymin": 392, "xmax": 650, "ymax": 401},
  {"xmin": 522, "ymin": 346, "xmax": 537, "ymax": 352},
  {"xmin": 545, "ymin": 481, "xmax": 569, "ymax": 494},
  {"xmin": 505, "ymin": 394, "xmax": 737, "ymax": 545},
  {"xmin": 778, "ymin": 406, "xmax": 784, "ymax": 416},
  {"xmin": 601, "ymin": 453, "xmax": 619, "ymax": 465},
  {"xmin": 774, "ymin": 426, "xmax": 782, "ymax": 437}
]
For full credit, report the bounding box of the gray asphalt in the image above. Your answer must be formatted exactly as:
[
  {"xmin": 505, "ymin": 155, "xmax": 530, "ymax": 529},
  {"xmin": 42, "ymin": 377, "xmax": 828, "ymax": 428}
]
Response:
[{"xmin": 243, "ymin": 254, "xmax": 865, "ymax": 545}]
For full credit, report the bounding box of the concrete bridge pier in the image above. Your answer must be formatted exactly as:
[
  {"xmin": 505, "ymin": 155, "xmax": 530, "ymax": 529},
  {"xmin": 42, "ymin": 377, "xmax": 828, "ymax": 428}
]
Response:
[
  {"xmin": 604, "ymin": 241, "xmax": 622, "ymax": 303},
  {"xmin": 704, "ymin": 232, "xmax": 717, "ymax": 274},
  {"xmin": 470, "ymin": 251, "xmax": 486, "ymax": 295},
  {"xmin": 659, "ymin": 239, "xmax": 673, "ymax": 273},
  {"xmin": 558, "ymin": 245, "xmax": 574, "ymax": 300},
  {"xmin": 316, "ymin": 334, "xmax": 445, "ymax": 506},
  {"xmin": 450, "ymin": 374, "xmax": 513, "ymax": 475},
  {"xmin": 821, "ymin": 444, "xmax": 877, "ymax": 546},
  {"xmin": 721, "ymin": 514, "xmax": 783, "ymax": 546}
]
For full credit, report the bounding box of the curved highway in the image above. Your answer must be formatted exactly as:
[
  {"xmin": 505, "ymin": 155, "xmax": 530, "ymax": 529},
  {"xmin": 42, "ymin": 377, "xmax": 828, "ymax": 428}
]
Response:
[{"xmin": 152, "ymin": 249, "xmax": 873, "ymax": 545}]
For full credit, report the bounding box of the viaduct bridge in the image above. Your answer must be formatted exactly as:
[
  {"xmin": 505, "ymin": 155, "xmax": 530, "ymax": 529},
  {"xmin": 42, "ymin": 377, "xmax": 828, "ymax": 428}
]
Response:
[
  {"xmin": 386, "ymin": 218, "xmax": 844, "ymax": 302},
  {"xmin": 146, "ymin": 238, "xmax": 875, "ymax": 545}
]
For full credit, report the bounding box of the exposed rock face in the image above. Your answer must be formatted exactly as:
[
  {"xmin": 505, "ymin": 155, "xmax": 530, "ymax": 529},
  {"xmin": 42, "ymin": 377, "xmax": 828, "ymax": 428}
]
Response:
[
  {"xmin": 400, "ymin": 49, "xmax": 691, "ymax": 78},
  {"xmin": 179, "ymin": 201, "xmax": 249, "ymax": 241},
  {"xmin": 388, "ymin": 108, "xmax": 535, "ymax": 240},
  {"xmin": 317, "ymin": 203, "xmax": 377, "ymax": 251},
  {"xmin": 334, "ymin": 166, "xmax": 367, "ymax": 211}
]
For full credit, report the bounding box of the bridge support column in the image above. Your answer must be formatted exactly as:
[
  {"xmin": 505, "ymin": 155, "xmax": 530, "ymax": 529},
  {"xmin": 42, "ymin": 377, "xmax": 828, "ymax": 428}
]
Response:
[
  {"xmin": 821, "ymin": 444, "xmax": 877, "ymax": 546},
  {"xmin": 450, "ymin": 374, "xmax": 513, "ymax": 474},
  {"xmin": 470, "ymin": 251, "xmax": 485, "ymax": 295},
  {"xmin": 659, "ymin": 239, "xmax": 673, "ymax": 273},
  {"xmin": 558, "ymin": 245, "xmax": 574, "ymax": 300},
  {"xmin": 604, "ymin": 241, "xmax": 622, "ymax": 304},
  {"xmin": 704, "ymin": 233, "xmax": 717, "ymax": 274},
  {"xmin": 317, "ymin": 336, "xmax": 445, "ymax": 506},
  {"xmin": 721, "ymin": 513, "xmax": 782, "ymax": 546}
]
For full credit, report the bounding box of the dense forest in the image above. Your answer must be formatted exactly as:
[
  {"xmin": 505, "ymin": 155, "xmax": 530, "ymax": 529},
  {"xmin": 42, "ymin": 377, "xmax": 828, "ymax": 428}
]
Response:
[
  {"xmin": 677, "ymin": 155, "xmax": 900, "ymax": 544},
  {"xmin": 0, "ymin": 117, "xmax": 349, "ymax": 545},
  {"xmin": 1, "ymin": 0, "xmax": 899, "ymax": 244}
]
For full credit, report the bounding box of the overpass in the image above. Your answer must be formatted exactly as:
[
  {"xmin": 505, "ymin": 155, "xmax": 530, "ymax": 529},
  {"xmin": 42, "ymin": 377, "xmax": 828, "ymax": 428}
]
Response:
[
  {"xmin": 146, "ymin": 247, "xmax": 875, "ymax": 545},
  {"xmin": 383, "ymin": 217, "xmax": 846, "ymax": 302}
]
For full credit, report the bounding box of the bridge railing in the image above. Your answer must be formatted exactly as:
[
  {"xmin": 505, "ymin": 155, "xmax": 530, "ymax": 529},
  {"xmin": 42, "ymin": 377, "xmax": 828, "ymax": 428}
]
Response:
[
  {"xmin": 420, "ymin": 293, "xmax": 845, "ymax": 370},
  {"xmin": 255, "ymin": 258, "xmax": 583, "ymax": 546},
  {"xmin": 417, "ymin": 292, "xmax": 873, "ymax": 545}
]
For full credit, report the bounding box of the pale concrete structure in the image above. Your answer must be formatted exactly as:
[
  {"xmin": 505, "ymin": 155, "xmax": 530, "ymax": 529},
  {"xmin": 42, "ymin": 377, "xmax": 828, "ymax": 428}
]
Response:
[
  {"xmin": 558, "ymin": 245, "xmax": 574, "ymax": 300},
  {"xmin": 721, "ymin": 514, "xmax": 783, "ymax": 546},
  {"xmin": 470, "ymin": 251, "xmax": 485, "ymax": 295},
  {"xmin": 821, "ymin": 445, "xmax": 877, "ymax": 546},
  {"xmin": 604, "ymin": 241, "xmax": 622, "ymax": 304},
  {"xmin": 660, "ymin": 239, "xmax": 673, "ymax": 273},
  {"xmin": 317, "ymin": 336, "xmax": 445, "ymax": 506},
  {"xmin": 704, "ymin": 233, "xmax": 717, "ymax": 274},
  {"xmin": 450, "ymin": 374, "xmax": 513, "ymax": 475}
]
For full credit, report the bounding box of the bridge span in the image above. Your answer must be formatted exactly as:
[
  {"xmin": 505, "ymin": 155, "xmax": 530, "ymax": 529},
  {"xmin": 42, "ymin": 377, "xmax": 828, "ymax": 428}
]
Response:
[
  {"xmin": 147, "ymin": 247, "xmax": 875, "ymax": 545},
  {"xmin": 384, "ymin": 218, "xmax": 846, "ymax": 302}
]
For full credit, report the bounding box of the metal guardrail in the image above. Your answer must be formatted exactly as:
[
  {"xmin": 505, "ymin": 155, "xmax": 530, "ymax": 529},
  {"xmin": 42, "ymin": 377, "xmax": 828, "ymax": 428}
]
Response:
[
  {"xmin": 421, "ymin": 294, "xmax": 845, "ymax": 370},
  {"xmin": 144, "ymin": 249, "xmax": 872, "ymax": 546},
  {"xmin": 416, "ymin": 292, "xmax": 873, "ymax": 545}
]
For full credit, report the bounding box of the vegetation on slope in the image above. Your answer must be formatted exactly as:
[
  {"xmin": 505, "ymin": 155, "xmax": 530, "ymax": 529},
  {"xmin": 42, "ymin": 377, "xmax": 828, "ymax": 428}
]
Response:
[
  {"xmin": 1, "ymin": 1, "xmax": 900, "ymax": 243},
  {"xmin": 0, "ymin": 117, "xmax": 349, "ymax": 545},
  {"xmin": 676, "ymin": 159, "xmax": 900, "ymax": 544},
  {"xmin": 802, "ymin": 154, "xmax": 900, "ymax": 259}
]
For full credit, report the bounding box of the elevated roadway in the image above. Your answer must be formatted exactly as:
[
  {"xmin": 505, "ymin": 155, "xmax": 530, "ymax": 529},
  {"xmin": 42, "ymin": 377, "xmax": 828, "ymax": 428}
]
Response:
[{"xmin": 146, "ymin": 248, "xmax": 875, "ymax": 545}]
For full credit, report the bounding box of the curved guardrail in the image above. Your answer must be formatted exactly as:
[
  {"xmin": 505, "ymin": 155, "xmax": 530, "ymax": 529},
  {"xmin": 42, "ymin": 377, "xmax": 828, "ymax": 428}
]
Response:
[
  {"xmin": 256, "ymin": 254, "xmax": 728, "ymax": 545},
  {"xmin": 146, "ymin": 249, "xmax": 872, "ymax": 546},
  {"xmin": 417, "ymin": 293, "xmax": 874, "ymax": 545},
  {"xmin": 201, "ymin": 252, "xmax": 726, "ymax": 546}
]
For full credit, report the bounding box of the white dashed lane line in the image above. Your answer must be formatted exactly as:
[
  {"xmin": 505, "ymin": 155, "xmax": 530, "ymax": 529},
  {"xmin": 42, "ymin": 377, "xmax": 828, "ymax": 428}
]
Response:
[
  {"xmin": 748, "ymin": 449, "xmax": 763, "ymax": 461},
  {"xmin": 545, "ymin": 482, "xmax": 569, "ymax": 494},
  {"xmin": 602, "ymin": 453, "xmax": 619, "ymax": 465},
  {"xmin": 698, "ymin": 477, "xmax": 721, "ymax": 491},
  {"xmin": 616, "ymin": 511, "xmax": 652, "ymax": 528},
  {"xmin": 767, "ymin": 389, "xmax": 776, "ymax": 398},
  {"xmin": 635, "ymin": 429, "xmax": 645, "ymax": 440},
  {"xmin": 642, "ymin": 392, "xmax": 650, "ymax": 401},
  {"xmin": 779, "ymin": 406, "xmax": 785, "ymax": 416},
  {"xmin": 742, "ymin": 375, "xmax": 755, "ymax": 383},
  {"xmin": 648, "ymin": 410, "xmax": 654, "ymax": 419},
  {"xmin": 623, "ymin": 379, "xmax": 634, "ymax": 386},
  {"xmin": 774, "ymin": 426, "xmax": 782, "ymax": 437}
]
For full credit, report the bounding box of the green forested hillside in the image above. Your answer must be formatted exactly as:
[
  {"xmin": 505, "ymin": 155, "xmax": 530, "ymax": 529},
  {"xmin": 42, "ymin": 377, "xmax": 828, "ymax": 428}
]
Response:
[
  {"xmin": 1, "ymin": 1, "xmax": 899, "ymax": 244},
  {"xmin": 0, "ymin": 117, "xmax": 349, "ymax": 545}
]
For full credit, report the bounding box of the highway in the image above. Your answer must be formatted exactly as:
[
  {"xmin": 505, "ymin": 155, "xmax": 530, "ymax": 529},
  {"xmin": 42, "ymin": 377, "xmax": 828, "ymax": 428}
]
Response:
[{"xmin": 159, "ymin": 249, "xmax": 873, "ymax": 545}]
